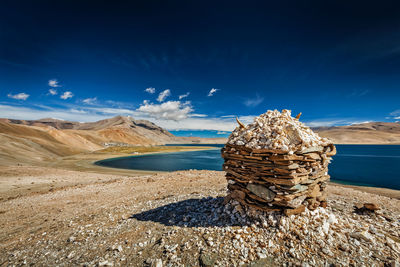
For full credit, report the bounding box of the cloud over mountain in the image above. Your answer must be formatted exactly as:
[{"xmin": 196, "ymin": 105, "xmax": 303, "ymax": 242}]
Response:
[{"xmin": 137, "ymin": 100, "xmax": 193, "ymax": 121}]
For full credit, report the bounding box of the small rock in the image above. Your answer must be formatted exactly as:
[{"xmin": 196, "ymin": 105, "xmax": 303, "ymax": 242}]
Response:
[
  {"xmin": 98, "ymin": 260, "xmax": 113, "ymax": 266},
  {"xmin": 351, "ymin": 231, "xmax": 374, "ymax": 243},
  {"xmin": 199, "ymin": 253, "xmax": 217, "ymax": 267},
  {"xmin": 147, "ymin": 177, "xmax": 155, "ymax": 183},
  {"xmin": 284, "ymin": 205, "xmax": 305, "ymax": 216},
  {"xmin": 67, "ymin": 251, "xmax": 75, "ymax": 259},
  {"xmin": 248, "ymin": 257, "xmax": 275, "ymax": 267},
  {"xmin": 390, "ymin": 260, "xmax": 400, "ymax": 267},
  {"xmin": 364, "ymin": 203, "xmax": 380, "ymax": 211},
  {"xmin": 151, "ymin": 259, "xmax": 163, "ymax": 267}
]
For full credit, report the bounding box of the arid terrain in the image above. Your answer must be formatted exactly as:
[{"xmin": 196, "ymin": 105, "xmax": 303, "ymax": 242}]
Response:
[
  {"xmin": 0, "ymin": 117, "xmax": 400, "ymax": 266},
  {"xmin": 0, "ymin": 166, "xmax": 399, "ymax": 266},
  {"xmin": 314, "ymin": 122, "xmax": 400, "ymax": 144}
]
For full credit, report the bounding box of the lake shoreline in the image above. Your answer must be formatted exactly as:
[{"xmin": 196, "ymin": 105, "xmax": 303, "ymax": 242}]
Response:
[{"xmin": 94, "ymin": 144, "xmax": 400, "ymax": 197}]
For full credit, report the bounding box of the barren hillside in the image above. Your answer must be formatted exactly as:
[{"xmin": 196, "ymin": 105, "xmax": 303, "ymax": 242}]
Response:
[
  {"xmin": 0, "ymin": 116, "xmax": 177, "ymax": 164},
  {"xmin": 314, "ymin": 122, "xmax": 400, "ymax": 144}
]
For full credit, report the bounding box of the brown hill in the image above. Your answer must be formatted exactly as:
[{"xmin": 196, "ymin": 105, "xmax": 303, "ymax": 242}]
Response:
[
  {"xmin": 314, "ymin": 122, "xmax": 400, "ymax": 144},
  {"xmin": 0, "ymin": 116, "xmax": 177, "ymax": 164}
]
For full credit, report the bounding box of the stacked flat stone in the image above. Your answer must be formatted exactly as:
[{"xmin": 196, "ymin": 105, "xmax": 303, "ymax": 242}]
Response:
[{"xmin": 222, "ymin": 109, "xmax": 336, "ymax": 215}]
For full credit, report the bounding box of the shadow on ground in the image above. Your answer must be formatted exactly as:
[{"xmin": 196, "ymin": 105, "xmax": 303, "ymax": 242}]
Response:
[{"xmin": 130, "ymin": 196, "xmax": 243, "ymax": 227}]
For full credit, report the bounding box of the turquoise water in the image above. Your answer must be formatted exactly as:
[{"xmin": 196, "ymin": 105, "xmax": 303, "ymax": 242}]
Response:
[{"xmin": 95, "ymin": 144, "xmax": 400, "ymax": 190}]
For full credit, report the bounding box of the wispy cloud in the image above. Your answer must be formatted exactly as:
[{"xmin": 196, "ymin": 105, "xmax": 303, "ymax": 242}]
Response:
[
  {"xmin": 189, "ymin": 113, "xmax": 207, "ymax": 118},
  {"xmin": 70, "ymin": 109, "xmax": 87, "ymax": 114},
  {"xmin": 7, "ymin": 92, "xmax": 29, "ymax": 100},
  {"xmin": 86, "ymin": 107, "xmax": 136, "ymax": 115},
  {"xmin": 207, "ymin": 88, "xmax": 218, "ymax": 97},
  {"xmin": 179, "ymin": 92, "xmax": 190, "ymax": 99},
  {"xmin": 157, "ymin": 89, "xmax": 171, "ymax": 102},
  {"xmin": 48, "ymin": 89, "xmax": 57, "ymax": 95},
  {"xmin": 304, "ymin": 118, "xmax": 372, "ymax": 127},
  {"xmin": 389, "ymin": 109, "xmax": 400, "ymax": 116},
  {"xmin": 105, "ymin": 100, "xmax": 135, "ymax": 109},
  {"xmin": 348, "ymin": 89, "xmax": 370, "ymax": 98},
  {"xmin": 48, "ymin": 79, "xmax": 61, "ymax": 88},
  {"xmin": 145, "ymin": 87, "xmax": 155, "ymax": 94},
  {"xmin": 220, "ymin": 115, "xmax": 236, "ymax": 118},
  {"xmin": 244, "ymin": 94, "xmax": 264, "ymax": 107},
  {"xmin": 83, "ymin": 97, "xmax": 97, "ymax": 105},
  {"xmin": 137, "ymin": 100, "xmax": 193, "ymax": 121},
  {"xmin": 0, "ymin": 104, "xmax": 106, "ymax": 122}
]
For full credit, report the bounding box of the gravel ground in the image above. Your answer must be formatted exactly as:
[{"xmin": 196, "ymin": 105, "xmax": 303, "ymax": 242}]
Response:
[{"xmin": 0, "ymin": 168, "xmax": 399, "ymax": 266}]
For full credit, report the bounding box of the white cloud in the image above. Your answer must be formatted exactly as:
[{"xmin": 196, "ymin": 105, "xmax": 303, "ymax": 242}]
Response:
[
  {"xmin": 48, "ymin": 79, "xmax": 61, "ymax": 87},
  {"xmin": 389, "ymin": 109, "xmax": 400, "ymax": 116},
  {"xmin": 83, "ymin": 97, "xmax": 97, "ymax": 105},
  {"xmin": 60, "ymin": 91, "xmax": 73, "ymax": 100},
  {"xmin": 48, "ymin": 89, "xmax": 57, "ymax": 95},
  {"xmin": 87, "ymin": 107, "xmax": 137, "ymax": 115},
  {"xmin": 179, "ymin": 92, "xmax": 190, "ymax": 99},
  {"xmin": 0, "ymin": 104, "xmax": 106, "ymax": 122},
  {"xmin": 350, "ymin": 121, "xmax": 372, "ymax": 125},
  {"xmin": 207, "ymin": 88, "xmax": 219, "ymax": 97},
  {"xmin": 70, "ymin": 109, "xmax": 87, "ymax": 114},
  {"xmin": 151, "ymin": 117, "xmax": 237, "ymax": 131},
  {"xmin": 157, "ymin": 89, "xmax": 171, "ymax": 102},
  {"xmin": 7, "ymin": 92, "xmax": 29, "ymax": 100},
  {"xmin": 145, "ymin": 87, "xmax": 155, "ymax": 94},
  {"xmin": 189, "ymin": 114, "xmax": 208, "ymax": 118},
  {"xmin": 304, "ymin": 119, "xmax": 372, "ymax": 127},
  {"xmin": 137, "ymin": 101, "xmax": 193, "ymax": 121},
  {"xmin": 220, "ymin": 115, "xmax": 236, "ymax": 118},
  {"xmin": 244, "ymin": 94, "xmax": 264, "ymax": 107}
]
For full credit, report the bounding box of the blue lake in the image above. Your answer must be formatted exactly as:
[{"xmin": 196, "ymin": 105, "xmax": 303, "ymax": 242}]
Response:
[{"xmin": 95, "ymin": 144, "xmax": 400, "ymax": 190}]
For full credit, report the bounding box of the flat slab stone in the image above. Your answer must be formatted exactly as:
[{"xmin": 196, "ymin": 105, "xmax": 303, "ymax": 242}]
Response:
[{"xmin": 246, "ymin": 183, "xmax": 276, "ymax": 202}]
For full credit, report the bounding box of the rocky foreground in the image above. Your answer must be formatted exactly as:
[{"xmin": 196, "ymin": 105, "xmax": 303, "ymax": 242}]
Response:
[{"xmin": 0, "ymin": 167, "xmax": 399, "ymax": 266}]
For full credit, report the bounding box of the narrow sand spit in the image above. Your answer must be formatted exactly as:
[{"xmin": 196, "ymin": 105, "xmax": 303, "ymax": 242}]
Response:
[{"xmin": 0, "ymin": 166, "xmax": 399, "ymax": 266}]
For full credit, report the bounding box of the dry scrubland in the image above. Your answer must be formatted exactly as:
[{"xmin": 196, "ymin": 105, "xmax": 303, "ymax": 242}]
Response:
[{"xmin": 0, "ymin": 165, "xmax": 399, "ymax": 266}]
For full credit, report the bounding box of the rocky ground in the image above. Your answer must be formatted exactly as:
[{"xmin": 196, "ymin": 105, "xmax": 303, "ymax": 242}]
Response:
[{"xmin": 0, "ymin": 167, "xmax": 399, "ymax": 266}]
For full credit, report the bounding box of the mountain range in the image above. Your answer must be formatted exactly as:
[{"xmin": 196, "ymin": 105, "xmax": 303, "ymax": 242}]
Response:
[
  {"xmin": 314, "ymin": 122, "xmax": 400, "ymax": 144},
  {"xmin": 0, "ymin": 116, "xmax": 223, "ymax": 164},
  {"xmin": 0, "ymin": 116, "xmax": 399, "ymax": 165}
]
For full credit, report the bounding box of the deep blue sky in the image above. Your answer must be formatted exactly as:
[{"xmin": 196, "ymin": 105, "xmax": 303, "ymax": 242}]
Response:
[{"xmin": 1, "ymin": 1, "xmax": 400, "ymax": 137}]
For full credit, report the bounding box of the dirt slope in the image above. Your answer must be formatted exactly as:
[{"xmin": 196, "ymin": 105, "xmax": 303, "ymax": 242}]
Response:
[
  {"xmin": 314, "ymin": 122, "xmax": 400, "ymax": 144},
  {"xmin": 0, "ymin": 116, "xmax": 177, "ymax": 165}
]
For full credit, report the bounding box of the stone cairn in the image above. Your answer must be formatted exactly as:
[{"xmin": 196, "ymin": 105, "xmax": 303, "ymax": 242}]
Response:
[{"xmin": 222, "ymin": 109, "xmax": 336, "ymax": 216}]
